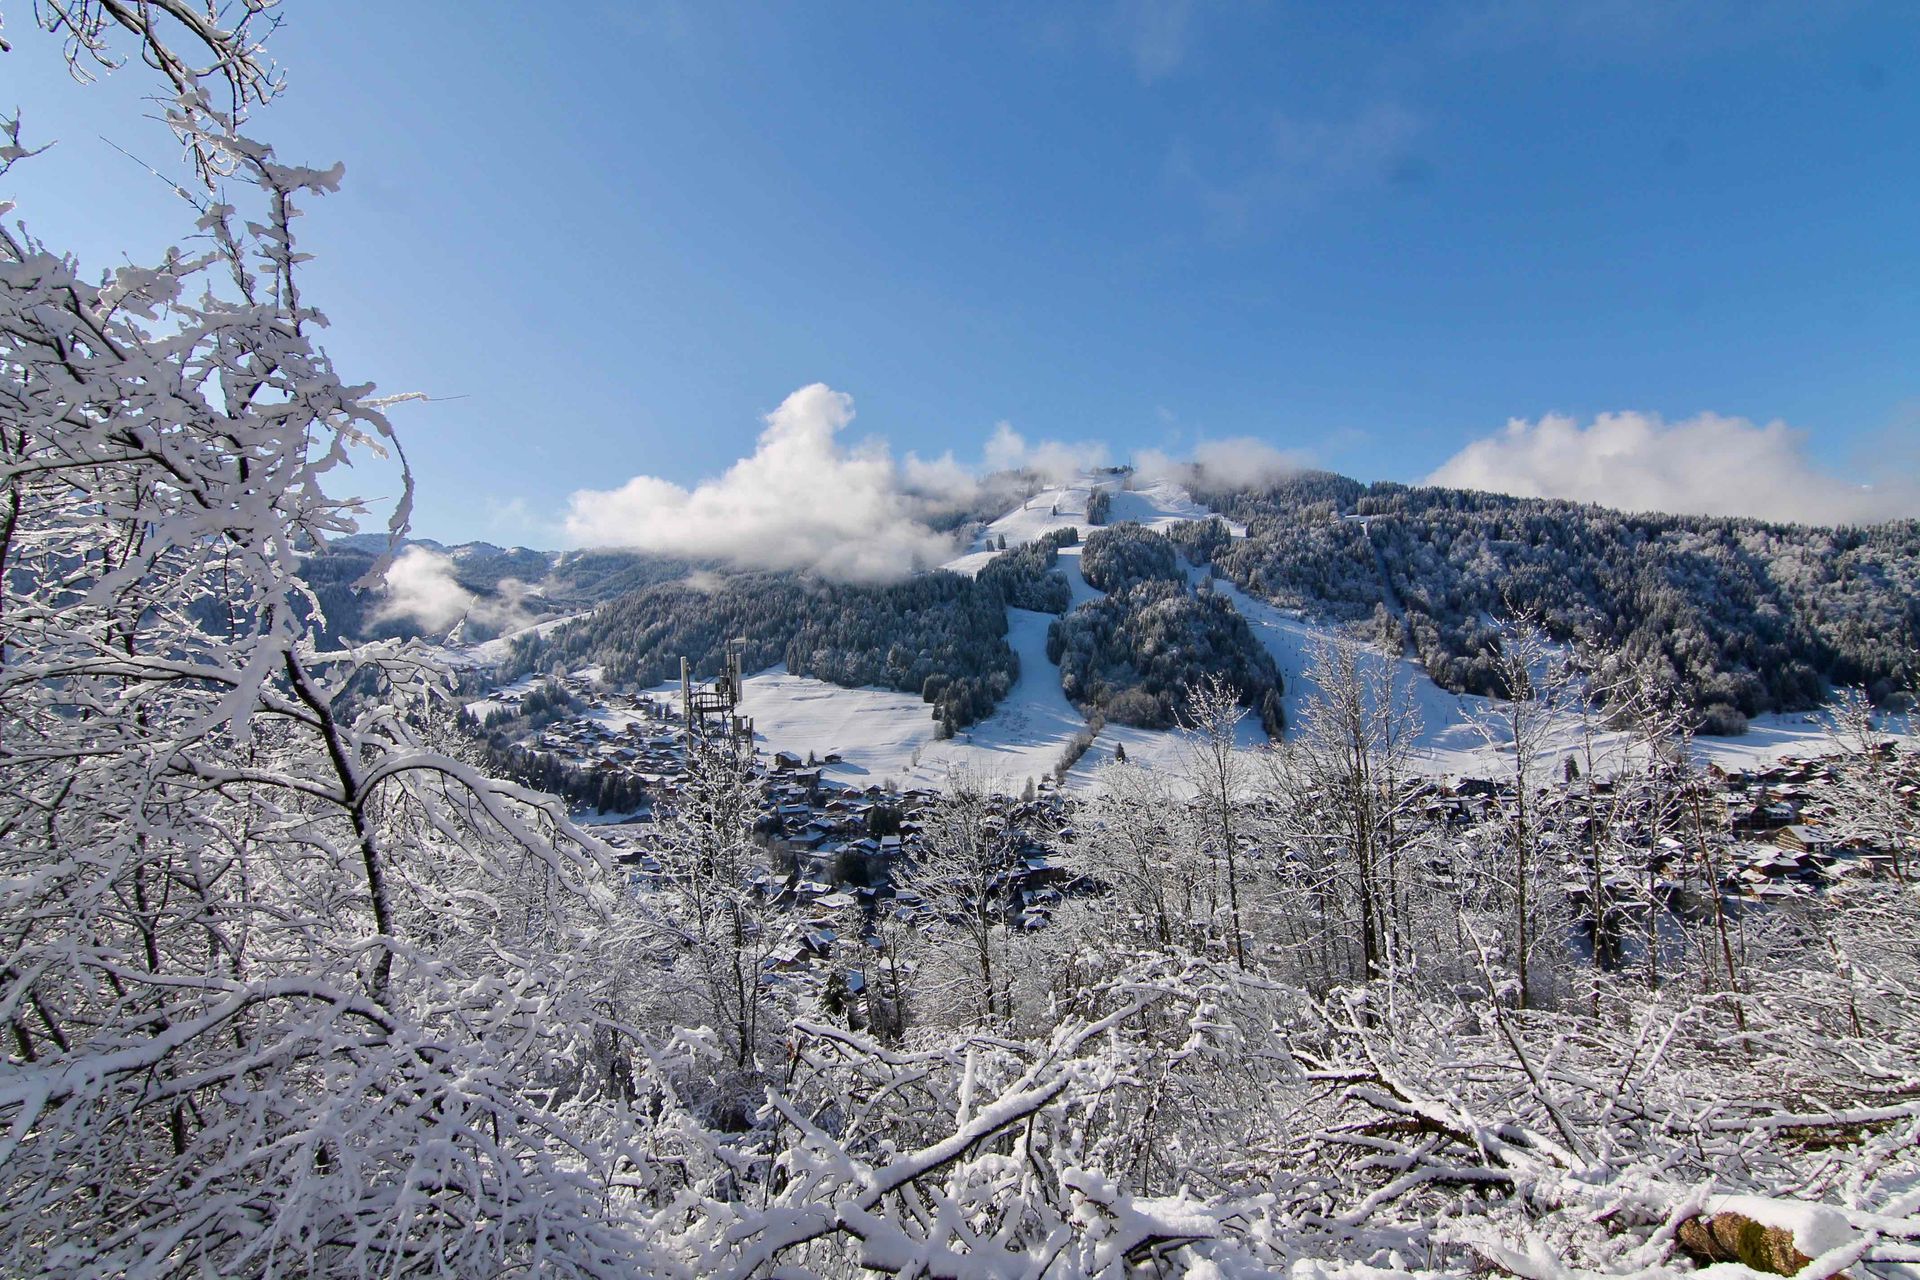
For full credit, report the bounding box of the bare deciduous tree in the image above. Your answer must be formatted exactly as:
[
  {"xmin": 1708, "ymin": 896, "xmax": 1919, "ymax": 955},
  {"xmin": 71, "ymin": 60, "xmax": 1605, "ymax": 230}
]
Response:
[
  {"xmin": 1068, "ymin": 759, "xmax": 1203, "ymax": 955},
  {"xmin": 906, "ymin": 768, "xmax": 1016, "ymax": 1027},
  {"xmin": 1466, "ymin": 618, "xmax": 1568, "ymax": 1008},
  {"xmin": 1263, "ymin": 631, "xmax": 1424, "ymax": 989},
  {"xmin": 1827, "ymin": 684, "xmax": 1915, "ymax": 883},
  {"xmin": 1180, "ymin": 674, "xmax": 1253, "ymax": 968},
  {"xmin": 653, "ymin": 733, "xmax": 782, "ymax": 1082}
]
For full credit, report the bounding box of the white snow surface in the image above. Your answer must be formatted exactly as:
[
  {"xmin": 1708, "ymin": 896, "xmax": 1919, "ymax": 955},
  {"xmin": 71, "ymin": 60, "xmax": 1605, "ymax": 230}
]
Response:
[
  {"xmin": 435, "ymin": 610, "xmax": 589, "ymax": 671},
  {"xmin": 649, "ymin": 610, "xmax": 1090, "ymax": 793},
  {"xmin": 943, "ymin": 475, "xmax": 1225, "ymax": 578}
]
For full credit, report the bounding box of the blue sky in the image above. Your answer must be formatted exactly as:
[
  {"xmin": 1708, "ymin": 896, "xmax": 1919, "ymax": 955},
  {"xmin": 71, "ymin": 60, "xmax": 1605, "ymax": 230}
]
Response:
[{"xmin": 5, "ymin": 1, "xmax": 1918, "ymax": 545}]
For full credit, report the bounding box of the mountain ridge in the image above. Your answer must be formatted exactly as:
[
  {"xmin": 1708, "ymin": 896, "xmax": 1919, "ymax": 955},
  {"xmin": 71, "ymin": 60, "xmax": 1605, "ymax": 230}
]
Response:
[{"xmin": 317, "ymin": 468, "xmax": 1918, "ymax": 735}]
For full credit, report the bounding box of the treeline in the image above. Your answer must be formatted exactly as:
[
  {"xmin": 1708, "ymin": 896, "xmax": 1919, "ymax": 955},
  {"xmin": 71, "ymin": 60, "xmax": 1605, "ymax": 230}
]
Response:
[
  {"xmin": 1191, "ymin": 471, "xmax": 1920, "ymax": 726},
  {"xmin": 472, "ymin": 738, "xmax": 651, "ymax": 816},
  {"xmin": 504, "ymin": 570, "xmax": 1019, "ymax": 729},
  {"xmin": 1166, "ymin": 515, "xmax": 1233, "ymax": 565},
  {"xmin": 1195, "ymin": 509, "xmax": 1386, "ymax": 621},
  {"xmin": 787, "ymin": 573, "xmax": 1017, "ymax": 730},
  {"xmin": 1078, "ymin": 523, "xmax": 1182, "ymax": 593},
  {"xmin": 974, "ymin": 527, "xmax": 1078, "ymax": 614},
  {"xmin": 1048, "ymin": 528, "xmax": 1283, "ymax": 734}
]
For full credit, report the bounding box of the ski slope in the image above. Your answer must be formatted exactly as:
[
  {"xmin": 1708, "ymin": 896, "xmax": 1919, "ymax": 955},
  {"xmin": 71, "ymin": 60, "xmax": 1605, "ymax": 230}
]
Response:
[
  {"xmin": 725, "ymin": 606, "xmax": 1092, "ymax": 793},
  {"xmin": 942, "ymin": 475, "xmax": 1226, "ymax": 578}
]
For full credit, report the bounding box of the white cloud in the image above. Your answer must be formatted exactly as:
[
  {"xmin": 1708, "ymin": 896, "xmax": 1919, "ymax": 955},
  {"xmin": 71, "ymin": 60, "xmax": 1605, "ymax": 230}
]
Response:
[
  {"xmin": 1191, "ymin": 436, "xmax": 1312, "ymax": 487},
  {"xmin": 1135, "ymin": 436, "xmax": 1310, "ymax": 489},
  {"xmin": 1428, "ymin": 411, "xmax": 1920, "ymax": 525},
  {"xmin": 900, "ymin": 449, "xmax": 983, "ymax": 508},
  {"xmin": 373, "ymin": 545, "xmax": 536, "ymax": 636},
  {"xmin": 562, "ymin": 384, "xmax": 959, "ymax": 583},
  {"xmin": 561, "ymin": 386, "xmax": 1333, "ymax": 581},
  {"xmin": 983, "ymin": 421, "xmax": 1110, "ymax": 480}
]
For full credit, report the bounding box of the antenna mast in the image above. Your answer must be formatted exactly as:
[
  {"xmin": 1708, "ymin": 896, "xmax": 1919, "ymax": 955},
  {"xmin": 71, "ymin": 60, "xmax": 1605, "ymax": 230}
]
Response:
[{"xmin": 680, "ymin": 637, "xmax": 753, "ymax": 748}]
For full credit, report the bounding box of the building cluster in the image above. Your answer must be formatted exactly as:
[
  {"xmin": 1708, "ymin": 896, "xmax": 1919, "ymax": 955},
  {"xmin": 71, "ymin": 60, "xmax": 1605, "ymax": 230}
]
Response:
[
  {"xmin": 474, "ymin": 673, "xmax": 1914, "ymax": 994},
  {"xmin": 1439, "ymin": 748, "xmax": 1914, "ymax": 912},
  {"xmin": 1709, "ymin": 749, "xmax": 1914, "ymax": 894},
  {"xmin": 476, "ymin": 684, "xmax": 1078, "ymax": 972}
]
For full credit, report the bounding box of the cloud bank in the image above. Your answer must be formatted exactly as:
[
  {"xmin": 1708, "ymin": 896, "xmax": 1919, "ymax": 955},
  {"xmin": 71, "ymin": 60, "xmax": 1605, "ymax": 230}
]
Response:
[
  {"xmin": 1429, "ymin": 411, "xmax": 1920, "ymax": 526},
  {"xmin": 374, "ymin": 546, "xmax": 535, "ymax": 637},
  {"xmin": 984, "ymin": 422, "xmax": 1110, "ymax": 480},
  {"xmin": 1135, "ymin": 436, "xmax": 1310, "ymax": 490},
  {"xmin": 564, "ymin": 384, "xmax": 958, "ymax": 584},
  {"xmin": 560, "ymin": 384, "xmax": 1329, "ymax": 580}
]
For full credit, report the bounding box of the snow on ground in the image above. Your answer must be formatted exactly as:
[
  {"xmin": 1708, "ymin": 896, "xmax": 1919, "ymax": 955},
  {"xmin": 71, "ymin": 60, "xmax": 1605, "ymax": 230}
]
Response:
[
  {"xmin": 626, "ymin": 607, "xmax": 1091, "ymax": 794},
  {"xmin": 1055, "ymin": 544, "xmax": 1103, "ymax": 610},
  {"xmin": 1068, "ymin": 711, "xmax": 1265, "ymax": 786},
  {"xmin": 1104, "ymin": 480, "xmax": 1227, "ymax": 532},
  {"xmin": 457, "ymin": 610, "xmax": 590, "ymax": 668},
  {"xmin": 959, "ymin": 472, "xmax": 1870, "ymax": 788},
  {"xmin": 1219, "ymin": 583, "xmax": 1488, "ymax": 767},
  {"xmin": 1220, "ymin": 581, "xmax": 1873, "ymax": 778},
  {"xmin": 720, "ymin": 608, "xmax": 1093, "ymax": 792},
  {"xmin": 770, "ymin": 465, "xmax": 1887, "ymax": 791},
  {"xmin": 733, "ymin": 670, "xmax": 935, "ymax": 780},
  {"xmin": 943, "ymin": 474, "xmax": 1225, "ymax": 576}
]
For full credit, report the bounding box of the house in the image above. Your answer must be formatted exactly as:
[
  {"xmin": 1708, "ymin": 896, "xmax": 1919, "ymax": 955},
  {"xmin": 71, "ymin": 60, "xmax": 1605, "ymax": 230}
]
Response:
[{"xmin": 1773, "ymin": 824, "xmax": 1832, "ymax": 855}]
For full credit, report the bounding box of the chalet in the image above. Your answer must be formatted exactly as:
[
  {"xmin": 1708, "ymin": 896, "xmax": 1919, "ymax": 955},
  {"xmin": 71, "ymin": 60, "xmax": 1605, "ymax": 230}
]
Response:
[
  {"xmin": 1732, "ymin": 801, "xmax": 1797, "ymax": 834},
  {"xmin": 766, "ymin": 940, "xmax": 810, "ymax": 971},
  {"xmin": 1773, "ymin": 824, "xmax": 1832, "ymax": 855}
]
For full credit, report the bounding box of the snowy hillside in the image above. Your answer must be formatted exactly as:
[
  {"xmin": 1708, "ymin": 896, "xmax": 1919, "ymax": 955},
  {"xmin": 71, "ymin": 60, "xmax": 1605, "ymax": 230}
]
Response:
[{"xmin": 594, "ymin": 471, "xmax": 1870, "ymax": 793}]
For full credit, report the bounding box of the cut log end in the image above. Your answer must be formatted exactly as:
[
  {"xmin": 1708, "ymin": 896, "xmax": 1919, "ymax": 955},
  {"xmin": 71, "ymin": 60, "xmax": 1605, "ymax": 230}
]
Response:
[{"xmin": 1677, "ymin": 1213, "xmax": 1821, "ymax": 1277}]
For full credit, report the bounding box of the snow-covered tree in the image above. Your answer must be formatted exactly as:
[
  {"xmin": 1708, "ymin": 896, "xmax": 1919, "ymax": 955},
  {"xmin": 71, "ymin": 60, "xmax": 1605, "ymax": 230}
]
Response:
[
  {"xmin": 649, "ymin": 732, "xmax": 784, "ymax": 1092},
  {"xmin": 1260, "ymin": 631, "xmax": 1427, "ymax": 990},
  {"xmin": 1827, "ymin": 685, "xmax": 1915, "ymax": 882},
  {"xmin": 1180, "ymin": 674, "xmax": 1256, "ymax": 967},
  {"xmin": 904, "ymin": 769, "xmax": 1018, "ymax": 1028},
  {"xmin": 1465, "ymin": 619, "xmax": 1570, "ymax": 1007},
  {"xmin": 9, "ymin": 10, "xmax": 1920, "ymax": 1279},
  {"xmin": 1068, "ymin": 760, "xmax": 1203, "ymax": 954},
  {"xmin": 0, "ymin": 8, "xmax": 652, "ymax": 1273}
]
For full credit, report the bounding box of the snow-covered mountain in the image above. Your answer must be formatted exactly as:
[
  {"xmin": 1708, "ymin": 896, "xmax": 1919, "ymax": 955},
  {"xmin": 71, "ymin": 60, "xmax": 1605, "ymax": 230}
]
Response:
[{"xmin": 435, "ymin": 471, "xmax": 1877, "ymax": 792}]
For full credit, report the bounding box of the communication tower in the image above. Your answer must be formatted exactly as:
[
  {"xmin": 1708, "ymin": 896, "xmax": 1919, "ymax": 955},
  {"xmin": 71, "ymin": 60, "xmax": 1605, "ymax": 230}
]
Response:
[{"xmin": 680, "ymin": 637, "xmax": 753, "ymax": 746}]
